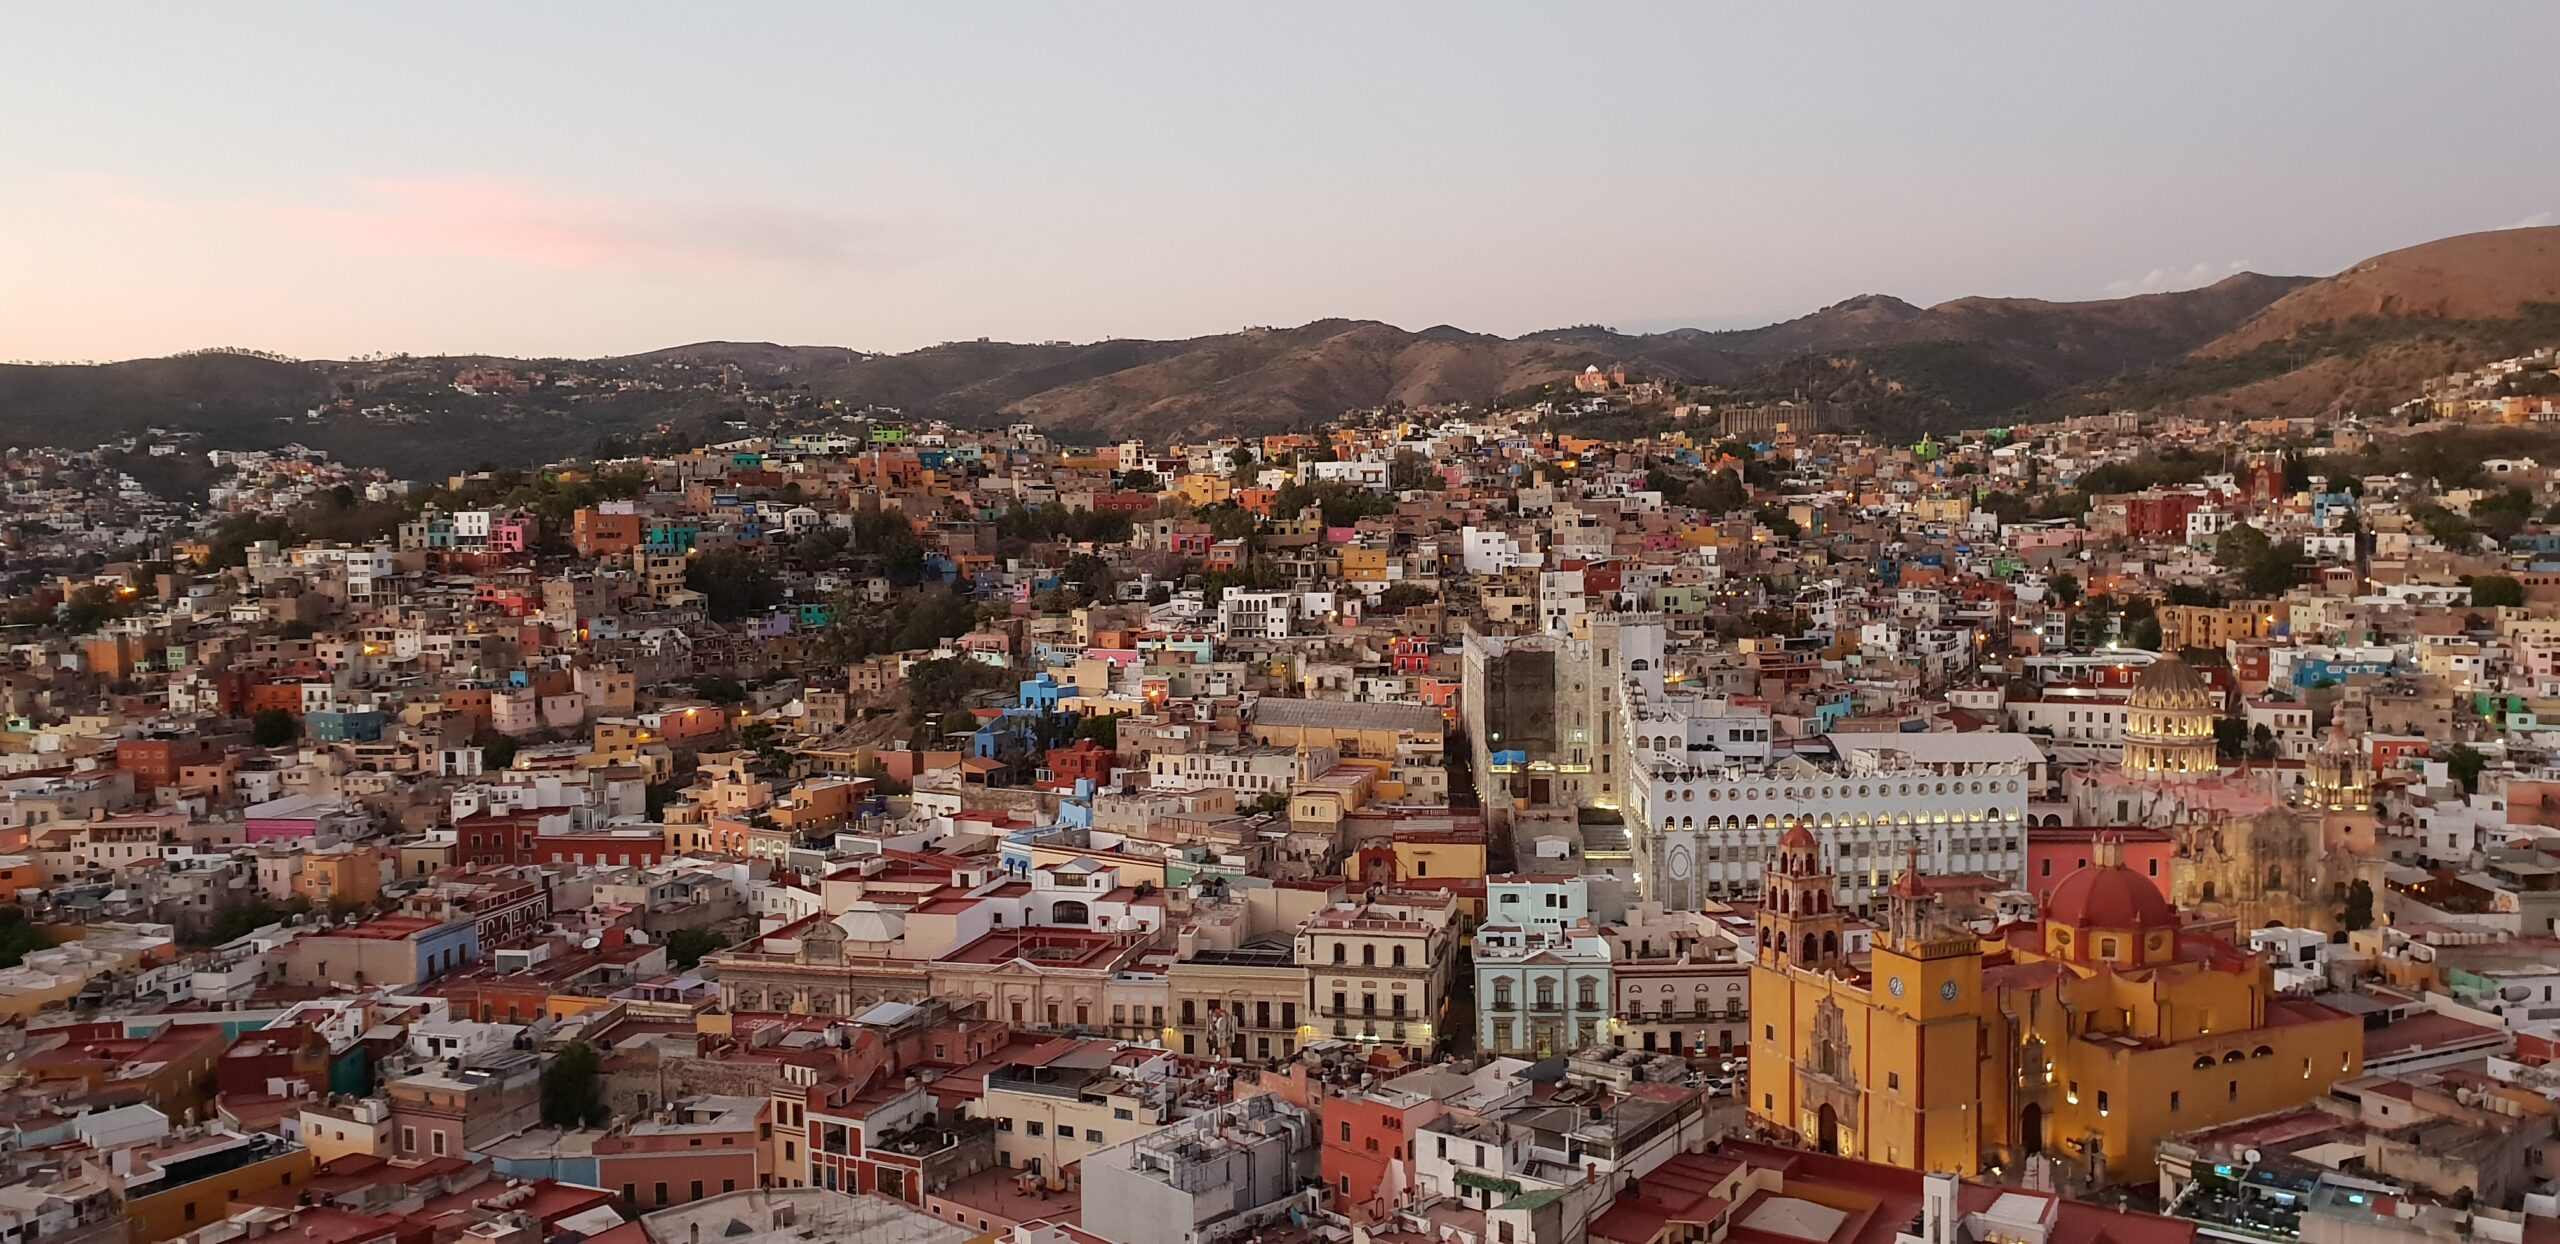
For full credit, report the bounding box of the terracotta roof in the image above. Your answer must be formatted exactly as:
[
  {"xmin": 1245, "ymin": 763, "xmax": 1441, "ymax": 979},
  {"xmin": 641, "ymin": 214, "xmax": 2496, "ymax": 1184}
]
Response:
[{"xmin": 2044, "ymin": 861, "xmax": 2176, "ymax": 933}]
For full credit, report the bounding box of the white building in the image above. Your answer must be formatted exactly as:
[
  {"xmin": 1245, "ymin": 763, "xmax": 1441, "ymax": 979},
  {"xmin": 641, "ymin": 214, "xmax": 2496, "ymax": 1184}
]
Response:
[
  {"xmin": 1474, "ymin": 874, "xmax": 1612, "ymax": 1057},
  {"xmin": 1629, "ymin": 725, "xmax": 2037, "ymax": 912},
  {"xmin": 1218, "ymin": 589, "xmax": 1299, "ymax": 640}
]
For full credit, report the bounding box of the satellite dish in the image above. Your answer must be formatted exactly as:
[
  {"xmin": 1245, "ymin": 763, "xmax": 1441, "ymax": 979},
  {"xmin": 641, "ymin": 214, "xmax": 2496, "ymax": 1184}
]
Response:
[
  {"xmin": 582, "ymin": 936, "xmax": 601, "ymax": 950},
  {"xmin": 2243, "ymin": 1148, "xmax": 2262, "ymax": 1164}
]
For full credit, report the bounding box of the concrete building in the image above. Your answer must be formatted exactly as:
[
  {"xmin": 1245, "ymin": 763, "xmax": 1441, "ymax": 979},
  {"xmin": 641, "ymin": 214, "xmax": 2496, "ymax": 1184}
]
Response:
[{"xmin": 1079, "ymin": 1094, "xmax": 1318, "ymax": 1244}]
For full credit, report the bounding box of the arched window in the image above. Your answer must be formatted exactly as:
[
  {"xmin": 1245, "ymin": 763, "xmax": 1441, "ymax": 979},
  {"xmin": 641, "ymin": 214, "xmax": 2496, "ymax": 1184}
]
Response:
[
  {"xmin": 1392, "ymin": 945, "xmax": 1406, "ymax": 967},
  {"xmin": 2193, "ymin": 1054, "xmax": 2215, "ymax": 1070},
  {"xmin": 2223, "ymin": 1050, "xmax": 2246, "ymax": 1064},
  {"xmin": 1332, "ymin": 944, "xmax": 1346, "ymax": 965},
  {"xmin": 1362, "ymin": 944, "xmax": 1376, "ymax": 967},
  {"xmin": 1535, "ymin": 979, "xmax": 1556, "ymax": 1008},
  {"xmin": 2252, "ymin": 1045, "xmax": 2274, "ymax": 1059}
]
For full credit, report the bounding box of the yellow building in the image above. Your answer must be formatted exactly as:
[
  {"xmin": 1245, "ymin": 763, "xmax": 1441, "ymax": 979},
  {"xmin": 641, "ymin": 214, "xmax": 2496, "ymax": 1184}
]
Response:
[
  {"xmin": 1343, "ymin": 829, "xmax": 1486, "ymax": 886},
  {"xmin": 1340, "ymin": 545, "xmax": 1392, "ymax": 584},
  {"xmin": 1748, "ymin": 830, "xmax": 2361, "ymax": 1185},
  {"xmin": 295, "ymin": 847, "xmax": 387, "ymax": 908},
  {"xmin": 298, "ymin": 1096, "xmax": 394, "ymax": 1163},
  {"xmin": 2157, "ymin": 601, "xmax": 2288, "ymax": 651},
  {"xmin": 122, "ymin": 1132, "xmax": 314, "ymax": 1244}
]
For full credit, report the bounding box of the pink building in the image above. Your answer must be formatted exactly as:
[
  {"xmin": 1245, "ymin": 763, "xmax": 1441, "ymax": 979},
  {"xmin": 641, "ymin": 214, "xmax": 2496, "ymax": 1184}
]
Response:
[
  {"xmin": 593, "ymin": 1095, "xmax": 766, "ymax": 1210},
  {"xmin": 244, "ymin": 794, "xmax": 339, "ymax": 843},
  {"xmin": 488, "ymin": 514, "xmax": 534, "ymax": 554},
  {"xmin": 491, "ymin": 688, "xmax": 541, "ymax": 736}
]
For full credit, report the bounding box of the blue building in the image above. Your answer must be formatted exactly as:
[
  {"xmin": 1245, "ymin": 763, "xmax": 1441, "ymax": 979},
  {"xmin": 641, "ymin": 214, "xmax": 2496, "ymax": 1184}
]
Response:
[{"xmin": 305, "ymin": 709, "xmax": 388, "ymax": 743}]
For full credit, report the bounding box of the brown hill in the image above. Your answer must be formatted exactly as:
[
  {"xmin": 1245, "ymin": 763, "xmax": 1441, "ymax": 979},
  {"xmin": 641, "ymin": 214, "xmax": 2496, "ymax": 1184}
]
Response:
[
  {"xmin": 2034, "ymin": 227, "xmax": 2560, "ymax": 423},
  {"xmin": 995, "ymin": 320, "xmax": 1606, "ymax": 435},
  {"xmin": 2204, "ymin": 226, "xmax": 2560, "ymax": 356}
]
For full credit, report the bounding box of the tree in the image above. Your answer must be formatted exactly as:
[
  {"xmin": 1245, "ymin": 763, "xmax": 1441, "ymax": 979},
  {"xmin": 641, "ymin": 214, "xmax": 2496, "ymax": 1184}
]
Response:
[
  {"xmin": 1061, "ymin": 552, "xmax": 1115, "ymax": 603},
  {"xmin": 665, "ymin": 926, "xmax": 729, "ymax": 969},
  {"xmin": 907, "ymin": 657, "xmax": 1002, "ymax": 734},
  {"xmin": 2241, "ymin": 539, "xmax": 2307, "ymax": 597},
  {"xmin": 2213, "ymin": 718, "xmax": 2248, "ymax": 761},
  {"xmin": 476, "ymin": 732, "xmax": 520, "ymax": 772},
  {"xmin": 1075, "ymin": 713, "xmax": 1123, "ymax": 748},
  {"xmin": 2471, "ymin": 575, "xmax": 2527, "ymax": 609},
  {"xmin": 2215, "ymin": 524, "xmax": 2273, "ymax": 572},
  {"xmin": 1389, "ymin": 449, "xmax": 1443, "ymax": 491},
  {"xmin": 1117, "ymin": 469, "xmax": 1159, "ymax": 493},
  {"xmin": 2443, "ymin": 744, "xmax": 2489, "ymax": 795},
  {"xmin": 685, "ymin": 551, "xmax": 783, "ymax": 621},
  {"xmin": 2128, "ymin": 615, "xmax": 2164, "ymax": 651},
  {"xmin": 203, "ymin": 898, "xmax": 294, "ymax": 944},
  {"xmin": 2413, "ymin": 504, "xmax": 2477, "ymax": 551},
  {"xmin": 59, "ymin": 585, "xmax": 129, "ymax": 636},
  {"xmin": 1691, "ymin": 469, "xmax": 1750, "ymax": 515},
  {"xmin": 2049, "ymin": 573, "xmax": 2082, "ymax": 608},
  {"xmin": 2340, "ymin": 879, "xmax": 2376, "ymax": 933},
  {"xmin": 251, "ymin": 708, "xmax": 299, "ymax": 748},
  {"xmin": 541, "ymin": 1042, "xmax": 612, "ymax": 1128},
  {"xmin": 2472, "ymin": 487, "xmax": 2538, "ymax": 541},
  {"xmin": 0, "ymin": 908, "xmax": 52, "ymax": 969},
  {"xmin": 2249, "ymin": 724, "xmax": 2280, "ymax": 763}
]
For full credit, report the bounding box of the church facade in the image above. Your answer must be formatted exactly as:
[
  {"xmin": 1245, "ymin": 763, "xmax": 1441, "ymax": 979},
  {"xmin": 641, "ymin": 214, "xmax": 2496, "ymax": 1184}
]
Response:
[{"xmin": 1747, "ymin": 827, "xmax": 2364, "ymax": 1186}]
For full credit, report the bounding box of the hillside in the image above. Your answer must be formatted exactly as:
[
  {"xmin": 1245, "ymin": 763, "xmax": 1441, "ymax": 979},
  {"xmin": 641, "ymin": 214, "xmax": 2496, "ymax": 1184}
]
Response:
[
  {"xmin": 0, "ymin": 352, "xmax": 329, "ymax": 440},
  {"xmin": 2031, "ymin": 227, "xmax": 2560, "ymax": 422},
  {"xmin": 10, "ymin": 225, "xmax": 2557, "ymax": 474},
  {"xmin": 2205, "ymin": 227, "xmax": 2560, "ymax": 355}
]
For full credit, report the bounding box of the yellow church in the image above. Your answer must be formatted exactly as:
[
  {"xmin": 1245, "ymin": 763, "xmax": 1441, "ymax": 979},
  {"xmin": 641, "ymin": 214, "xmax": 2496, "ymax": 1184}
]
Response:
[{"xmin": 1747, "ymin": 826, "xmax": 2363, "ymax": 1186}]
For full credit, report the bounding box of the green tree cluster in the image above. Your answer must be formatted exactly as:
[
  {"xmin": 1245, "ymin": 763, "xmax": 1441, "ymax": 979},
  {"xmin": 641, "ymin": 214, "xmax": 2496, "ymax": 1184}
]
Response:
[
  {"xmin": 2443, "ymin": 744, "xmax": 2489, "ymax": 794},
  {"xmin": 685, "ymin": 551, "xmax": 784, "ymax": 621},
  {"xmin": 541, "ymin": 1042, "xmax": 612, "ymax": 1128},
  {"xmin": 0, "ymin": 909, "xmax": 52, "ymax": 968},
  {"xmin": 666, "ymin": 926, "xmax": 730, "ymax": 969},
  {"xmin": 252, "ymin": 708, "xmax": 300, "ymax": 748},
  {"xmin": 995, "ymin": 504, "xmax": 1137, "ymax": 547},
  {"xmin": 2471, "ymin": 575, "xmax": 2527, "ymax": 609}
]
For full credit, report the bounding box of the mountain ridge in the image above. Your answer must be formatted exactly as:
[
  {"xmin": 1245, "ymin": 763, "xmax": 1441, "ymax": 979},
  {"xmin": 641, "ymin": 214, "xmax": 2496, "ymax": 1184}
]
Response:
[{"xmin": 9, "ymin": 226, "xmax": 2560, "ymax": 473}]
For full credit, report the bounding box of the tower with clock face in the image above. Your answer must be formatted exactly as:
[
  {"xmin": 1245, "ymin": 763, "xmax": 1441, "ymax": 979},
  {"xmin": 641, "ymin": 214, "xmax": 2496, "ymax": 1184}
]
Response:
[{"xmin": 1865, "ymin": 864, "xmax": 1986, "ymax": 1175}]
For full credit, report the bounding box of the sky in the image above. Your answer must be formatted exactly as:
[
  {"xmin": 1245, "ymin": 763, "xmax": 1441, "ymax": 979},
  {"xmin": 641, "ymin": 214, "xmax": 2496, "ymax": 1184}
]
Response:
[{"xmin": 5, "ymin": 3, "xmax": 2557, "ymax": 363}]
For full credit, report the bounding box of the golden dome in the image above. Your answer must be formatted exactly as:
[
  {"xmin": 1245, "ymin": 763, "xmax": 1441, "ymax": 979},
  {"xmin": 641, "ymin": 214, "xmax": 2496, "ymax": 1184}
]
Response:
[{"xmin": 2126, "ymin": 654, "xmax": 2214, "ymax": 713}]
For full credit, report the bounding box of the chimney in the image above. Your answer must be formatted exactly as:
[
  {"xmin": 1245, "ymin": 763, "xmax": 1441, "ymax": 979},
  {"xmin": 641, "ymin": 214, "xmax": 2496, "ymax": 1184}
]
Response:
[{"xmin": 1922, "ymin": 1171, "xmax": 1961, "ymax": 1244}]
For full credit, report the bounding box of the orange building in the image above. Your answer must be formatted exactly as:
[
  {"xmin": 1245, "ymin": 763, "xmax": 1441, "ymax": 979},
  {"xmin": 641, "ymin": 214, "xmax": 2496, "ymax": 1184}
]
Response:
[
  {"xmin": 1750, "ymin": 831, "xmax": 2363, "ymax": 1185},
  {"xmin": 297, "ymin": 848, "xmax": 389, "ymax": 907}
]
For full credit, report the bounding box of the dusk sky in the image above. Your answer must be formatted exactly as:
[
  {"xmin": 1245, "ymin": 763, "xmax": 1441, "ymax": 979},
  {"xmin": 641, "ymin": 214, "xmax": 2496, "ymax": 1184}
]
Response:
[{"xmin": 7, "ymin": 3, "xmax": 2556, "ymax": 363}]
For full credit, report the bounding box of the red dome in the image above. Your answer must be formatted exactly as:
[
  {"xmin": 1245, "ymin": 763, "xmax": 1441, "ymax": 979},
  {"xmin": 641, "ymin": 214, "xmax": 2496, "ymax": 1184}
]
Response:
[
  {"xmin": 1777, "ymin": 824, "xmax": 1818, "ymax": 850},
  {"xmin": 2043, "ymin": 862, "xmax": 2175, "ymax": 932}
]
